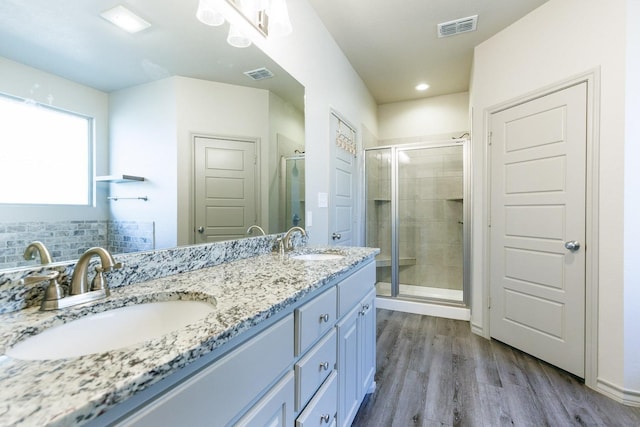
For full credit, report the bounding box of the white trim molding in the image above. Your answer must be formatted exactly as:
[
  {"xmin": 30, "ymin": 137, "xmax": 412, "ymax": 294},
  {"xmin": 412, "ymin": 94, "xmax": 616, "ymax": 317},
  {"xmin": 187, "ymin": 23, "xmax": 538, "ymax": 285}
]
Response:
[{"xmin": 597, "ymin": 378, "xmax": 640, "ymax": 407}]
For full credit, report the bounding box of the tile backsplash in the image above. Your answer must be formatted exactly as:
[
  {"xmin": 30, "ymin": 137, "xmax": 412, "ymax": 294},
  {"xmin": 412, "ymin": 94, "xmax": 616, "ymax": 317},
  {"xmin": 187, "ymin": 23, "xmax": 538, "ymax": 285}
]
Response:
[{"xmin": 0, "ymin": 220, "xmax": 155, "ymax": 269}]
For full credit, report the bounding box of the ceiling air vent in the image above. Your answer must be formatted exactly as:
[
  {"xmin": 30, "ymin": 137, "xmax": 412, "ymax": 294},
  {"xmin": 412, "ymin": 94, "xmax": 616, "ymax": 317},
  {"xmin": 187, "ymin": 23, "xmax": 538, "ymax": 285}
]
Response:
[
  {"xmin": 244, "ymin": 67, "xmax": 275, "ymax": 81},
  {"xmin": 437, "ymin": 15, "xmax": 478, "ymax": 38}
]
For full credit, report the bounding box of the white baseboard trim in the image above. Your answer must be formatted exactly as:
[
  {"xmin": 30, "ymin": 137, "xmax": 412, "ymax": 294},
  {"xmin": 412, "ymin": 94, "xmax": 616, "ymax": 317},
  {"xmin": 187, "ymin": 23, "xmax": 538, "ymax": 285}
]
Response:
[
  {"xmin": 596, "ymin": 378, "xmax": 640, "ymax": 407},
  {"xmin": 376, "ymin": 297, "xmax": 470, "ymax": 321},
  {"xmin": 470, "ymin": 322, "xmax": 485, "ymax": 337}
]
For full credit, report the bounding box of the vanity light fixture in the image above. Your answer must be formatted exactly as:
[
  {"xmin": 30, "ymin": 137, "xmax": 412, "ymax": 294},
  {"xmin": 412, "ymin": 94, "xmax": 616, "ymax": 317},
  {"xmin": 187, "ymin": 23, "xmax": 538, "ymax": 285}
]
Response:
[
  {"xmin": 196, "ymin": 0, "xmax": 292, "ymax": 48},
  {"xmin": 415, "ymin": 83, "xmax": 430, "ymax": 91},
  {"xmin": 100, "ymin": 5, "xmax": 151, "ymax": 34},
  {"xmin": 196, "ymin": 0, "xmax": 225, "ymax": 26}
]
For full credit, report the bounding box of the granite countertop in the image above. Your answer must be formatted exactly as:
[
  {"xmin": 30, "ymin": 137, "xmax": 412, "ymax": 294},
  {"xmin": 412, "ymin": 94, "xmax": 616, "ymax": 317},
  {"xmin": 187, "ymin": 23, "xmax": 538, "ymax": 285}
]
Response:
[{"xmin": 0, "ymin": 246, "xmax": 378, "ymax": 427}]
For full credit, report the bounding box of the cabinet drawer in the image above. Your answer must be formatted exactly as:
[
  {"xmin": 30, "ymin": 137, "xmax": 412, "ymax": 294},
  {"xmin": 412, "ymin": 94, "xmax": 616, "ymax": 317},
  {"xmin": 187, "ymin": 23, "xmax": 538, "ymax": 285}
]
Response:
[
  {"xmin": 235, "ymin": 371, "xmax": 295, "ymax": 427},
  {"xmin": 295, "ymin": 371, "xmax": 338, "ymax": 427},
  {"xmin": 119, "ymin": 315, "xmax": 293, "ymax": 427},
  {"xmin": 295, "ymin": 287, "xmax": 337, "ymax": 356},
  {"xmin": 295, "ymin": 329, "xmax": 336, "ymax": 412},
  {"xmin": 337, "ymin": 262, "xmax": 375, "ymax": 317}
]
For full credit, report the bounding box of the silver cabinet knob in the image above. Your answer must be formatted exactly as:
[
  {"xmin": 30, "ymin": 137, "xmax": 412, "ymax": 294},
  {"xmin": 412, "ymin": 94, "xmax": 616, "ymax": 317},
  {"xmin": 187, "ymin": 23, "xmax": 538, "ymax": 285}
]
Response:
[
  {"xmin": 332, "ymin": 232, "xmax": 341, "ymax": 240},
  {"xmin": 197, "ymin": 226, "xmax": 204, "ymax": 234},
  {"xmin": 320, "ymin": 414, "xmax": 331, "ymax": 423},
  {"xmin": 320, "ymin": 361, "xmax": 329, "ymax": 371},
  {"xmin": 320, "ymin": 313, "xmax": 330, "ymax": 323},
  {"xmin": 564, "ymin": 240, "xmax": 580, "ymax": 251}
]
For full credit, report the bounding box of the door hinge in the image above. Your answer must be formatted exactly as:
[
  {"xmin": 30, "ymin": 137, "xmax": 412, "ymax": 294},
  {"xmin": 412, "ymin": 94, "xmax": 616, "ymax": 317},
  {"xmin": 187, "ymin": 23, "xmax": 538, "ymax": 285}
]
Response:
[
  {"xmin": 488, "ymin": 131, "xmax": 493, "ymax": 145},
  {"xmin": 488, "ymin": 296, "xmax": 491, "ymax": 309},
  {"xmin": 254, "ymin": 154, "xmax": 258, "ymax": 165}
]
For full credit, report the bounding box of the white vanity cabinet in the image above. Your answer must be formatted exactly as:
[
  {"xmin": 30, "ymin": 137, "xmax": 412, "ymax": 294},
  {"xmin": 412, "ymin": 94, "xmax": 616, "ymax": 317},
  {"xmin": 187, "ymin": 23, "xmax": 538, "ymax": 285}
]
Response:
[
  {"xmin": 114, "ymin": 315, "xmax": 294, "ymax": 427},
  {"xmin": 336, "ymin": 285, "xmax": 376, "ymax": 426},
  {"xmin": 104, "ymin": 259, "xmax": 376, "ymax": 427}
]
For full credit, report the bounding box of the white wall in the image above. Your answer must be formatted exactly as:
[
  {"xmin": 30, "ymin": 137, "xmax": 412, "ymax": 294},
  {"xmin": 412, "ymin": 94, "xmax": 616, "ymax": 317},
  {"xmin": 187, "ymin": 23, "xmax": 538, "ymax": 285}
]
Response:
[
  {"xmin": 175, "ymin": 76, "xmax": 270, "ymax": 246},
  {"xmin": 214, "ymin": 0, "xmax": 378, "ymax": 244},
  {"xmin": 109, "ymin": 78, "xmax": 178, "ymax": 249},
  {"xmin": 268, "ymin": 92, "xmax": 305, "ymax": 234},
  {"xmin": 377, "ymin": 92, "xmax": 469, "ymax": 142},
  {"xmin": 470, "ymin": 0, "xmax": 633, "ymax": 398},
  {"xmin": 624, "ymin": 0, "xmax": 640, "ymax": 394},
  {"xmin": 0, "ymin": 57, "xmax": 110, "ymax": 222}
]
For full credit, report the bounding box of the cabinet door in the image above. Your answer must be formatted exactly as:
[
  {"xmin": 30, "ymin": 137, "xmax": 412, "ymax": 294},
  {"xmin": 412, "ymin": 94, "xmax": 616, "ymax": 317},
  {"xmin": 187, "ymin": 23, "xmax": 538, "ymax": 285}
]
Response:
[
  {"xmin": 235, "ymin": 371, "xmax": 295, "ymax": 427},
  {"xmin": 336, "ymin": 305, "xmax": 359, "ymax": 427},
  {"xmin": 358, "ymin": 289, "xmax": 376, "ymax": 397}
]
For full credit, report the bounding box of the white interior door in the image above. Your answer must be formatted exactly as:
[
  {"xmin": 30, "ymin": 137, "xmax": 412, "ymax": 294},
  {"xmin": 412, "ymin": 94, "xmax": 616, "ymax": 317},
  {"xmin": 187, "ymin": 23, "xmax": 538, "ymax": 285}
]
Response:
[
  {"xmin": 194, "ymin": 136, "xmax": 257, "ymax": 243},
  {"xmin": 330, "ymin": 113, "xmax": 356, "ymax": 246},
  {"xmin": 489, "ymin": 82, "xmax": 587, "ymax": 377}
]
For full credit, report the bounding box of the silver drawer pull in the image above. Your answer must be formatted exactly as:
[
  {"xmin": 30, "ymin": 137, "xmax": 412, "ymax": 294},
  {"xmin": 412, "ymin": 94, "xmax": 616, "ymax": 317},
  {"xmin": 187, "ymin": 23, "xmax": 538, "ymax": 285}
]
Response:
[
  {"xmin": 321, "ymin": 414, "xmax": 331, "ymax": 423},
  {"xmin": 320, "ymin": 361, "xmax": 330, "ymax": 371},
  {"xmin": 320, "ymin": 313, "xmax": 330, "ymax": 323}
]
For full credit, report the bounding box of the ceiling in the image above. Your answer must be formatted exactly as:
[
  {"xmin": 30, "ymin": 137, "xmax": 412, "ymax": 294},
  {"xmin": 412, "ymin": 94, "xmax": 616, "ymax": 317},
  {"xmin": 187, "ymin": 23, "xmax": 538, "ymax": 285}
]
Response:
[
  {"xmin": 0, "ymin": 0, "xmax": 303, "ymax": 108},
  {"xmin": 307, "ymin": 0, "xmax": 548, "ymax": 104}
]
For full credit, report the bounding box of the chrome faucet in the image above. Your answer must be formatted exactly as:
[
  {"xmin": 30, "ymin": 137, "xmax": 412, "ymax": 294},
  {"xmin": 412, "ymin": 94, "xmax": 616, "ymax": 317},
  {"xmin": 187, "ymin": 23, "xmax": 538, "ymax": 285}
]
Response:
[
  {"xmin": 246, "ymin": 225, "xmax": 266, "ymax": 236},
  {"xmin": 70, "ymin": 247, "xmax": 122, "ymax": 295},
  {"xmin": 23, "ymin": 241, "xmax": 52, "ymax": 265},
  {"xmin": 280, "ymin": 226, "xmax": 307, "ymax": 255}
]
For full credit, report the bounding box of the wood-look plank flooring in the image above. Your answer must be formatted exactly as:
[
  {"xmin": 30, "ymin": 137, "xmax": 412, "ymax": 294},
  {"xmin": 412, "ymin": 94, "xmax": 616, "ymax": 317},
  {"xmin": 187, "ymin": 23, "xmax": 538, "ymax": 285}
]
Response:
[{"xmin": 352, "ymin": 309, "xmax": 640, "ymax": 427}]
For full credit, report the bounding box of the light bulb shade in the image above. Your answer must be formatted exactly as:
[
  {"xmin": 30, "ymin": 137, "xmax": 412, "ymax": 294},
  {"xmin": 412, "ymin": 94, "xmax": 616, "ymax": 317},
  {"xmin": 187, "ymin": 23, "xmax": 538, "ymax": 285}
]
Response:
[
  {"xmin": 196, "ymin": 0, "xmax": 225, "ymax": 26},
  {"xmin": 267, "ymin": 0, "xmax": 292, "ymax": 37},
  {"xmin": 227, "ymin": 24, "xmax": 252, "ymax": 48}
]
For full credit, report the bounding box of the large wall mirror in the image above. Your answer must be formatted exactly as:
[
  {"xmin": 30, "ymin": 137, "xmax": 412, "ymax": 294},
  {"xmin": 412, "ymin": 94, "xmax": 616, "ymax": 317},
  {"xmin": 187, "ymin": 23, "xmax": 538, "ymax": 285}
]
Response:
[{"xmin": 0, "ymin": 0, "xmax": 305, "ymax": 269}]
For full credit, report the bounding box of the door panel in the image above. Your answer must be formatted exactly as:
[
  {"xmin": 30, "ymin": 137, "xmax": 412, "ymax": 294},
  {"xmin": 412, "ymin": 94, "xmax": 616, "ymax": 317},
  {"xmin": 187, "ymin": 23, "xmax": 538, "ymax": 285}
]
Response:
[
  {"xmin": 194, "ymin": 136, "xmax": 257, "ymax": 243},
  {"xmin": 490, "ymin": 82, "xmax": 587, "ymax": 377},
  {"xmin": 330, "ymin": 113, "xmax": 356, "ymax": 246}
]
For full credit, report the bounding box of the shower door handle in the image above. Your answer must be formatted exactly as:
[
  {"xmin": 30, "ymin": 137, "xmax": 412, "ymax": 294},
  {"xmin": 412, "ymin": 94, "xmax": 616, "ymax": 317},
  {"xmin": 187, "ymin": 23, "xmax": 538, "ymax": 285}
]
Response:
[
  {"xmin": 332, "ymin": 232, "xmax": 341, "ymax": 240},
  {"xmin": 197, "ymin": 226, "xmax": 204, "ymax": 234}
]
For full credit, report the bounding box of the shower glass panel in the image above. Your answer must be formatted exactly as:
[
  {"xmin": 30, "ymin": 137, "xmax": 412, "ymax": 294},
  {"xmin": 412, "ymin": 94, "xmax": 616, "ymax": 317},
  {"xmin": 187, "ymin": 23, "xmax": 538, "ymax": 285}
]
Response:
[
  {"xmin": 365, "ymin": 141, "xmax": 467, "ymax": 305},
  {"xmin": 365, "ymin": 149, "xmax": 392, "ymax": 297},
  {"xmin": 281, "ymin": 155, "xmax": 305, "ymax": 230},
  {"xmin": 397, "ymin": 146, "xmax": 463, "ymax": 302}
]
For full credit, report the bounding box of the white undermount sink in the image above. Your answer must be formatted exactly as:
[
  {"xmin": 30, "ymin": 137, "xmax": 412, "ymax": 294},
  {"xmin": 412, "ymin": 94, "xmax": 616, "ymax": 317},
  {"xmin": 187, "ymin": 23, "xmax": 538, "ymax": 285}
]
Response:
[
  {"xmin": 290, "ymin": 253, "xmax": 345, "ymax": 261},
  {"xmin": 6, "ymin": 300, "xmax": 216, "ymax": 360}
]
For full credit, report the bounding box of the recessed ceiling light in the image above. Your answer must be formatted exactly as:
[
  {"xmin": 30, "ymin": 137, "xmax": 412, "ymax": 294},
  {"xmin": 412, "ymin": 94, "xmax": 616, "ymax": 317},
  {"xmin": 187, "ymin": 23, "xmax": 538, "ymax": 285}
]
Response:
[
  {"xmin": 101, "ymin": 5, "xmax": 151, "ymax": 34},
  {"xmin": 415, "ymin": 83, "xmax": 430, "ymax": 91}
]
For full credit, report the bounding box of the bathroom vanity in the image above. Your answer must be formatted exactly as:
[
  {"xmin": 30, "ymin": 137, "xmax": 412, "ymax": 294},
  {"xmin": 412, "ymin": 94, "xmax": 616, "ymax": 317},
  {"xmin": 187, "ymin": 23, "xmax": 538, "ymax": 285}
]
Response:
[{"xmin": 0, "ymin": 241, "xmax": 378, "ymax": 427}]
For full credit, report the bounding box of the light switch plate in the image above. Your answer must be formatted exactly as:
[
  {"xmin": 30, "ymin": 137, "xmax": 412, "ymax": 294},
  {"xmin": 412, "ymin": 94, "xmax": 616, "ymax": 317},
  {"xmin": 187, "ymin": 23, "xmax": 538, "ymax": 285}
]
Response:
[{"xmin": 318, "ymin": 192, "xmax": 328, "ymax": 208}]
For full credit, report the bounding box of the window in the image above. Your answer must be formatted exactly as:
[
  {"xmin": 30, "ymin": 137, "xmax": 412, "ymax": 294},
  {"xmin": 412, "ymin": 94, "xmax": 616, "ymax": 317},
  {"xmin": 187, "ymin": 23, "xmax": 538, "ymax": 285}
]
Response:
[{"xmin": 0, "ymin": 94, "xmax": 92, "ymax": 205}]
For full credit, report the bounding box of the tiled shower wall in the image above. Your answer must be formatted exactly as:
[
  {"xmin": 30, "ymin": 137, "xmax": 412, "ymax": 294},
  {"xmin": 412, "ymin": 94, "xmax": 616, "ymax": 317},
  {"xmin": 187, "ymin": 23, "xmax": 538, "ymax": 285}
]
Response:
[
  {"xmin": 0, "ymin": 220, "xmax": 154, "ymax": 269},
  {"xmin": 399, "ymin": 146, "xmax": 463, "ymax": 290}
]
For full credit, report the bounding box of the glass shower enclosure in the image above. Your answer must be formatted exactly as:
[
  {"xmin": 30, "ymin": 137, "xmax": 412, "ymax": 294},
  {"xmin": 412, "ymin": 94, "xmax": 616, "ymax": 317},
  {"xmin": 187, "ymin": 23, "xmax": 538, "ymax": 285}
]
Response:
[{"xmin": 365, "ymin": 140, "xmax": 470, "ymax": 305}]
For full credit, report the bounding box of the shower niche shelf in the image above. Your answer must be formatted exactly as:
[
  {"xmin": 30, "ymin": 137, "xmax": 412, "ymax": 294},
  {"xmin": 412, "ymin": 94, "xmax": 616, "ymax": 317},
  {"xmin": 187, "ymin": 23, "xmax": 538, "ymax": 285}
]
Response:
[
  {"xmin": 96, "ymin": 174, "xmax": 145, "ymax": 183},
  {"xmin": 446, "ymin": 198, "xmax": 463, "ymax": 202},
  {"xmin": 375, "ymin": 255, "xmax": 416, "ymax": 268}
]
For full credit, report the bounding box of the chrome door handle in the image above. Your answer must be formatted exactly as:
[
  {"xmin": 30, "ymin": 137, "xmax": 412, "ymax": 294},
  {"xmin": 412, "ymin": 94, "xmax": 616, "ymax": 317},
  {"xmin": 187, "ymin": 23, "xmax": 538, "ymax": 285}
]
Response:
[
  {"xmin": 197, "ymin": 226, "xmax": 204, "ymax": 234},
  {"xmin": 320, "ymin": 313, "xmax": 330, "ymax": 323},
  {"xmin": 320, "ymin": 361, "xmax": 330, "ymax": 371},
  {"xmin": 332, "ymin": 232, "xmax": 341, "ymax": 240},
  {"xmin": 564, "ymin": 240, "xmax": 580, "ymax": 251},
  {"xmin": 320, "ymin": 414, "xmax": 331, "ymax": 423}
]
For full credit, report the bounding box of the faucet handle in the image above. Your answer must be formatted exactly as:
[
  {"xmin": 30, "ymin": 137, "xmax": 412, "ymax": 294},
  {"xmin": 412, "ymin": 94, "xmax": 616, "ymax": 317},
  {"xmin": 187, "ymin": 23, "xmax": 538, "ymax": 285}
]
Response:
[
  {"xmin": 90, "ymin": 266, "xmax": 110, "ymax": 295},
  {"xmin": 20, "ymin": 270, "xmax": 59, "ymax": 286}
]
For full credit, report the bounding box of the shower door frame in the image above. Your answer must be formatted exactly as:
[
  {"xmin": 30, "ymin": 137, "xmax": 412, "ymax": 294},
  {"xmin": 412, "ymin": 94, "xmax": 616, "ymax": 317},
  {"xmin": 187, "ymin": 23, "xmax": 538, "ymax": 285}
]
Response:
[{"xmin": 365, "ymin": 139, "xmax": 471, "ymax": 306}]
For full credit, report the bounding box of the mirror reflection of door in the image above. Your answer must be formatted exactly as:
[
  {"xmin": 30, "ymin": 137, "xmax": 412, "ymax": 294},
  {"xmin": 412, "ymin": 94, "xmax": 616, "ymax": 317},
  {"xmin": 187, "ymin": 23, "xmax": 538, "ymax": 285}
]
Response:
[{"xmin": 194, "ymin": 136, "xmax": 258, "ymax": 243}]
